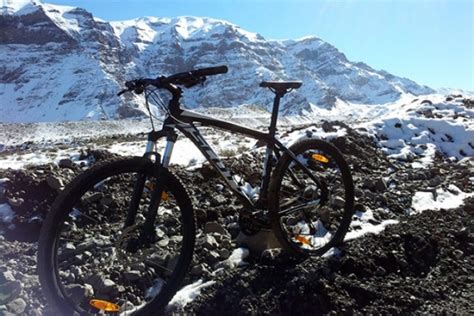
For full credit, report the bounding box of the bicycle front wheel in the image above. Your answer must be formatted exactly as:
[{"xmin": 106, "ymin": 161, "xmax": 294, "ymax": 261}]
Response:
[
  {"xmin": 269, "ymin": 139, "xmax": 354, "ymax": 256},
  {"xmin": 38, "ymin": 157, "xmax": 195, "ymax": 315}
]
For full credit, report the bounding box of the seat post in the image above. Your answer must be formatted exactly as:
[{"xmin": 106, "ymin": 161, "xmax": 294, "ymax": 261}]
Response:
[{"xmin": 269, "ymin": 91, "xmax": 284, "ymax": 137}]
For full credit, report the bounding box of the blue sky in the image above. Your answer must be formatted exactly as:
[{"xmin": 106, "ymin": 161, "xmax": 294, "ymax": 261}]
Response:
[{"xmin": 49, "ymin": 0, "xmax": 473, "ymax": 91}]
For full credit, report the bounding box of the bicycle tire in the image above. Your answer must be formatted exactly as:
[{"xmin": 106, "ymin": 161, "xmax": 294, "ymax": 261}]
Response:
[
  {"xmin": 269, "ymin": 139, "xmax": 354, "ymax": 256},
  {"xmin": 38, "ymin": 157, "xmax": 195, "ymax": 315}
]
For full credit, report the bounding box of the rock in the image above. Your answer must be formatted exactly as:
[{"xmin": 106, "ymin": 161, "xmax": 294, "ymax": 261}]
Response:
[
  {"xmin": 121, "ymin": 301, "xmax": 135, "ymax": 312},
  {"xmin": 330, "ymin": 196, "xmax": 346, "ymax": 208},
  {"xmin": 64, "ymin": 284, "xmax": 92, "ymax": 304},
  {"xmin": 158, "ymin": 237, "xmax": 169, "ymax": 247},
  {"xmin": 195, "ymin": 208, "xmax": 207, "ymax": 221},
  {"xmin": 83, "ymin": 192, "xmax": 102, "ymax": 204},
  {"xmin": 191, "ymin": 263, "xmax": 210, "ymax": 276},
  {"xmin": 6, "ymin": 298, "xmax": 26, "ymax": 314},
  {"xmin": 7, "ymin": 198, "xmax": 23, "ymax": 208},
  {"xmin": 0, "ymin": 281, "xmax": 22, "ymax": 305},
  {"xmin": 46, "ymin": 175, "xmax": 64, "ymax": 190},
  {"xmin": 58, "ymin": 158, "xmax": 74, "ymax": 169},
  {"xmin": 85, "ymin": 275, "xmax": 106, "ymax": 291},
  {"xmin": 130, "ymin": 263, "xmax": 146, "ymax": 272},
  {"xmin": 219, "ymin": 248, "xmax": 230, "ymax": 260},
  {"xmin": 206, "ymin": 251, "xmax": 221, "ymax": 265},
  {"xmin": 375, "ymin": 266, "xmax": 387, "ymax": 276},
  {"xmin": 227, "ymin": 222, "xmax": 240, "ymax": 239},
  {"xmin": 261, "ymin": 248, "xmax": 283, "ymax": 260},
  {"xmin": 453, "ymin": 249, "xmax": 464, "ymax": 259},
  {"xmin": 203, "ymin": 235, "xmax": 219, "ymax": 250},
  {"xmin": 204, "ymin": 222, "xmax": 227, "ymax": 235},
  {"xmin": 374, "ymin": 178, "xmax": 387, "ymax": 192},
  {"xmin": 99, "ymin": 196, "xmax": 114, "ymax": 206},
  {"xmin": 102, "ymin": 279, "xmax": 116, "ymax": 294},
  {"xmin": 0, "ymin": 187, "xmax": 6, "ymax": 201},
  {"xmin": 322, "ymin": 121, "xmax": 337, "ymax": 132},
  {"xmin": 0, "ymin": 271, "xmax": 15, "ymax": 283},
  {"xmin": 210, "ymin": 195, "xmax": 227, "ymax": 206},
  {"xmin": 124, "ymin": 271, "xmax": 141, "ymax": 282}
]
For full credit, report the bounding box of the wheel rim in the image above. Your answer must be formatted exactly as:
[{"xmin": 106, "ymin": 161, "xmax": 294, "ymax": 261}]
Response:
[
  {"xmin": 277, "ymin": 146, "xmax": 350, "ymax": 253},
  {"xmin": 52, "ymin": 170, "xmax": 188, "ymax": 314}
]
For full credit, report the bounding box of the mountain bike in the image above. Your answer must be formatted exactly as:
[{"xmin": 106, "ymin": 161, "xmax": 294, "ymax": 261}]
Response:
[{"xmin": 38, "ymin": 65, "xmax": 354, "ymax": 315}]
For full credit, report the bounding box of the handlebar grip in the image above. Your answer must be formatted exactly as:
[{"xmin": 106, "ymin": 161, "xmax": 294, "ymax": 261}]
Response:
[{"xmin": 191, "ymin": 65, "xmax": 228, "ymax": 77}]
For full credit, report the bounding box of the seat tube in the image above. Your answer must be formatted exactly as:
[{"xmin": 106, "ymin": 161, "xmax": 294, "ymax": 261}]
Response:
[
  {"xmin": 269, "ymin": 93, "xmax": 282, "ymax": 137},
  {"xmin": 260, "ymin": 93, "xmax": 283, "ymax": 200}
]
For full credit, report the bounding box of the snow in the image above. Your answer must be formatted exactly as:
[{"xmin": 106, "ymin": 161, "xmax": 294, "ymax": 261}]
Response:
[
  {"xmin": 0, "ymin": 203, "xmax": 15, "ymax": 223},
  {"xmin": 144, "ymin": 278, "xmax": 165, "ymax": 300},
  {"xmin": 1, "ymin": 2, "xmax": 441, "ymax": 123},
  {"xmin": 218, "ymin": 247, "xmax": 250, "ymax": 269},
  {"xmin": 357, "ymin": 94, "xmax": 474, "ymax": 164},
  {"xmin": 345, "ymin": 219, "xmax": 399, "ymax": 241},
  {"xmin": 167, "ymin": 279, "xmax": 216, "ymax": 309},
  {"xmin": 410, "ymin": 184, "xmax": 473, "ymax": 214},
  {"xmin": 1, "ymin": 0, "xmax": 37, "ymax": 15},
  {"xmin": 344, "ymin": 207, "xmax": 399, "ymax": 241},
  {"xmin": 282, "ymin": 124, "xmax": 347, "ymax": 147}
]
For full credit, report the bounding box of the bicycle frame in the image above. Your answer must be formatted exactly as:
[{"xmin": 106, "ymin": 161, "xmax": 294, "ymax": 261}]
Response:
[
  {"xmin": 131, "ymin": 79, "xmax": 321, "ymax": 242},
  {"xmin": 145, "ymin": 108, "xmax": 313, "ymax": 211}
]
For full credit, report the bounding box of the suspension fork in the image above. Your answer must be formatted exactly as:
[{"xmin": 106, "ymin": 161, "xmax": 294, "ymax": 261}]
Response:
[
  {"xmin": 124, "ymin": 130, "xmax": 177, "ymax": 235},
  {"xmin": 140, "ymin": 130, "xmax": 177, "ymax": 241}
]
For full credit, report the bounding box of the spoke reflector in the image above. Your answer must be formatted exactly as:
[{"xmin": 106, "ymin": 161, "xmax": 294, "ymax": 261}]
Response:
[
  {"xmin": 145, "ymin": 181, "xmax": 156, "ymax": 191},
  {"xmin": 312, "ymin": 154, "xmax": 329, "ymax": 163},
  {"xmin": 295, "ymin": 235, "xmax": 311, "ymax": 246},
  {"xmin": 90, "ymin": 299, "xmax": 120, "ymax": 312},
  {"xmin": 145, "ymin": 181, "xmax": 169, "ymax": 201}
]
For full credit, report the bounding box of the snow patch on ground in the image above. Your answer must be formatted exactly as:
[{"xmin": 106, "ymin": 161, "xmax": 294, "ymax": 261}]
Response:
[
  {"xmin": 359, "ymin": 95, "xmax": 474, "ymax": 164},
  {"xmin": 283, "ymin": 124, "xmax": 347, "ymax": 147},
  {"xmin": 221, "ymin": 247, "xmax": 250, "ymax": 269},
  {"xmin": 167, "ymin": 279, "xmax": 216, "ymax": 309},
  {"xmin": 345, "ymin": 208, "xmax": 399, "ymax": 241},
  {"xmin": 0, "ymin": 203, "xmax": 15, "ymax": 223},
  {"xmin": 411, "ymin": 184, "xmax": 473, "ymax": 214}
]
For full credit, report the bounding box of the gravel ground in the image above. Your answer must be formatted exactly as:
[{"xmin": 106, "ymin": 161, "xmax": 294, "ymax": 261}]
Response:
[{"xmin": 0, "ymin": 122, "xmax": 473, "ymax": 315}]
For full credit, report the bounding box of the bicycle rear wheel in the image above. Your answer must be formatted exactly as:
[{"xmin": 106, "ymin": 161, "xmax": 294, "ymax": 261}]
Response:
[
  {"xmin": 38, "ymin": 157, "xmax": 195, "ymax": 315},
  {"xmin": 269, "ymin": 139, "xmax": 354, "ymax": 256}
]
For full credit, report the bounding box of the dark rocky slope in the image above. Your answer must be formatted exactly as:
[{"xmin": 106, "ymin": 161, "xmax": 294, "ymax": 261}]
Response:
[{"xmin": 0, "ymin": 123, "xmax": 472, "ymax": 315}]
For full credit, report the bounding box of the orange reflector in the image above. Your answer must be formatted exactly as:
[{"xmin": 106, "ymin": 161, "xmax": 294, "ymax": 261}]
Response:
[
  {"xmin": 90, "ymin": 299, "xmax": 120, "ymax": 312},
  {"xmin": 145, "ymin": 181, "xmax": 156, "ymax": 191},
  {"xmin": 312, "ymin": 154, "xmax": 329, "ymax": 163},
  {"xmin": 295, "ymin": 235, "xmax": 311, "ymax": 246},
  {"xmin": 145, "ymin": 182, "xmax": 169, "ymax": 201}
]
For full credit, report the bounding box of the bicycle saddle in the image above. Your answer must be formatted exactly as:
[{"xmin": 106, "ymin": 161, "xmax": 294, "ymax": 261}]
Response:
[{"xmin": 259, "ymin": 81, "xmax": 302, "ymax": 91}]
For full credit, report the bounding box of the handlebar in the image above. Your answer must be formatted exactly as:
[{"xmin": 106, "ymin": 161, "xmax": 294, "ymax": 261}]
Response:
[{"xmin": 118, "ymin": 65, "xmax": 228, "ymax": 96}]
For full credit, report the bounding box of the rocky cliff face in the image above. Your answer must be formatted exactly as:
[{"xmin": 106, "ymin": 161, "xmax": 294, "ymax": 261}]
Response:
[{"xmin": 0, "ymin": 0, "xmax": 434, "ymax": 122}]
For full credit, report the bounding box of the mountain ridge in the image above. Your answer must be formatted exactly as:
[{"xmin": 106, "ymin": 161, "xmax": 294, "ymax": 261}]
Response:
[{"xmin": 0, "ymin": 0, "xmax": 435, "ymax": 123}]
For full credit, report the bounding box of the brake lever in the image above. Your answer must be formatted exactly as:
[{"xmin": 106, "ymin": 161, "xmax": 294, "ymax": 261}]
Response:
[{"xmin": 183, "ymin": 76, "xmax": 206, "ymax": 88}]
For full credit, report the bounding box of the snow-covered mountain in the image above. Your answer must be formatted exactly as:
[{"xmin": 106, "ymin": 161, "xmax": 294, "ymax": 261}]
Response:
[{"xmin": 0, "ymin": 0, "xmax": 434, "ymax": 123}]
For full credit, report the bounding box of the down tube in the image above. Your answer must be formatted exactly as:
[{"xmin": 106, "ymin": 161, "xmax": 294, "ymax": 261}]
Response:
[{"xmin": 177, "ymin": 124, "xmax": 254, "ymax": 209}]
